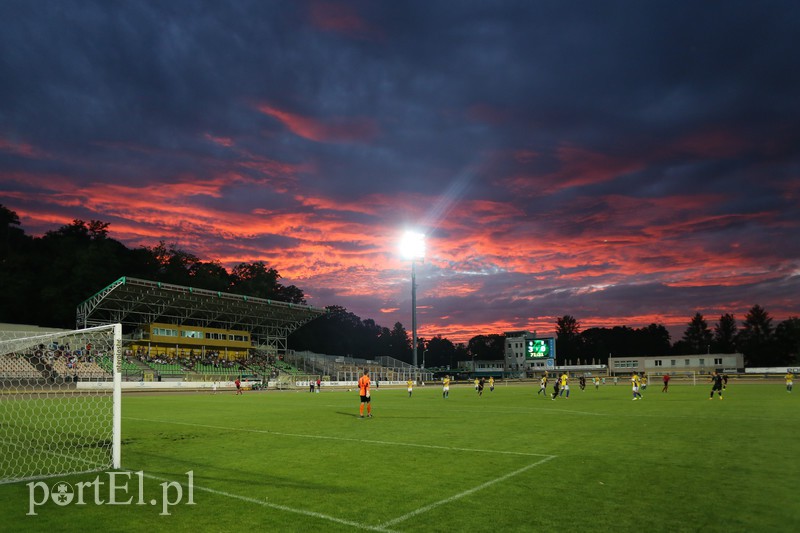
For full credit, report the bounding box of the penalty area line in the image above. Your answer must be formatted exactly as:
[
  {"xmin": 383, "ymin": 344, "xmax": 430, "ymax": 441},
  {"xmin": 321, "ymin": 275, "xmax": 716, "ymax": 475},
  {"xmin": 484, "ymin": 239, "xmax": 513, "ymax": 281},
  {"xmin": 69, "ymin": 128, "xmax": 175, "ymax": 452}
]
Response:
[
  {"xmin": 137, "ymin": 472, "xmax": 397, "ymax": 533},
  {"xmin": 378, "ymin": 455, "xmax": 557, "ymax": 529}
]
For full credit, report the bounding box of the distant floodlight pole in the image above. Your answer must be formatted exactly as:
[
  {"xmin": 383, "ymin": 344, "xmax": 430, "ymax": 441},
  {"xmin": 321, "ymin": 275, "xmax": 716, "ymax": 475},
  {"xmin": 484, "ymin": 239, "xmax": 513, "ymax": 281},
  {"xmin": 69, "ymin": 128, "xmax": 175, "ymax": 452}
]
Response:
[{"xmin": 400, "ymin": 231, "xmax": 425, "ymax": 371}]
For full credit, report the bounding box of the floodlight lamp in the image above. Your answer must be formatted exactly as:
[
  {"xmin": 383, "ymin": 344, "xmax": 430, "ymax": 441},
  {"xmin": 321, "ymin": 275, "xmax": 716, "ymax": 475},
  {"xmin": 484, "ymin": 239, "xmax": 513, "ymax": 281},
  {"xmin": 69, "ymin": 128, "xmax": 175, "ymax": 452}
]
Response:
[{"xmin": 400, "ymin": 230, "xmax": 425, "ymax": 261}]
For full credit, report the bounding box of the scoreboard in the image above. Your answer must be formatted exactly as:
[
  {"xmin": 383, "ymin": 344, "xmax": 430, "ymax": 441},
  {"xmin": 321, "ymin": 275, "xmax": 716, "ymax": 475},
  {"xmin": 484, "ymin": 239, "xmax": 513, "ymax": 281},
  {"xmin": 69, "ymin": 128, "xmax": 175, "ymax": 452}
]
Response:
[{"xmin": 525, "ymin": 337, "xmax": 555, "ymax": 359}]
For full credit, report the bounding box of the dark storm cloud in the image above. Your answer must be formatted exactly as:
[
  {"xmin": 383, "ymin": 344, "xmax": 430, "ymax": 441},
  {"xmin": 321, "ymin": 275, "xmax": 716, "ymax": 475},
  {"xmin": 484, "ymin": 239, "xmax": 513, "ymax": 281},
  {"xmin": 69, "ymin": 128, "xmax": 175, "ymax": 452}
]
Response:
[{"xmin": 1, "ymin": 0, "xmax": 799, "ymax": 341}]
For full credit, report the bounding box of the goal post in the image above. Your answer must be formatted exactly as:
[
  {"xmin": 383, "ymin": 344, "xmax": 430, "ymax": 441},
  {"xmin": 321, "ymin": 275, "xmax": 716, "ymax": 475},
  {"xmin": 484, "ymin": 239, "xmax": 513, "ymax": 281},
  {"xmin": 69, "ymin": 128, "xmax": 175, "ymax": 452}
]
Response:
[
  {"xmin": 648, "ymin": 370, "xmax": 698, "ymax": 386},
  {"xmin": 0, "ymin": 323, "xmax": 122, "ymax": 484}
]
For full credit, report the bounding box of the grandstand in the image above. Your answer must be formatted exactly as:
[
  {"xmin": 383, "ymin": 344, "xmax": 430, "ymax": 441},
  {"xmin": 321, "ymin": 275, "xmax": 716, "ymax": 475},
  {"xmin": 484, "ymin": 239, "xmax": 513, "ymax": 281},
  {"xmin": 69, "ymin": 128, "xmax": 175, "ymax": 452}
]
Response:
[
  {"xmin": 76, "ymin": 277, "xmax": 325, "ymax": 358},
  {"xmin": 71, "ymin": 276, "xmax": 326, "ymax": 387},
  {"xmin": 50, "ymin": 358, "xmax": 109, "ymax": 381},
  {"xmin": 98, "ymin": 355, "xmax": 142, "ymax": 379},
  {"xmin": 0, "ymin": 354, "xmax": 41, "ymax": 380}
]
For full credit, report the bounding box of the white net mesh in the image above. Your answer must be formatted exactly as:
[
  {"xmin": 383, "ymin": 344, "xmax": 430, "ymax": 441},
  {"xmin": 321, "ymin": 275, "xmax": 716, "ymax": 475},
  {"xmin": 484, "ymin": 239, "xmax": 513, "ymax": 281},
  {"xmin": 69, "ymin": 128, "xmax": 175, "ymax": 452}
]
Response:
[{"xmin": 0, "ymin": 324, "xmax": 121, "ymax": 484}]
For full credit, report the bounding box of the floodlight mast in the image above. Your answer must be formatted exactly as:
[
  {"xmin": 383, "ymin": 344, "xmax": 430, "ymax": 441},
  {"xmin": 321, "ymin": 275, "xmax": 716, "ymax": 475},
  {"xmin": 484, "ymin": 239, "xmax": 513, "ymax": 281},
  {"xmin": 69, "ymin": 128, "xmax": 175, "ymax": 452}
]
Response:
[{"xmin": 400, "ymin": 231, "xmax": 425, "ymax": 373}]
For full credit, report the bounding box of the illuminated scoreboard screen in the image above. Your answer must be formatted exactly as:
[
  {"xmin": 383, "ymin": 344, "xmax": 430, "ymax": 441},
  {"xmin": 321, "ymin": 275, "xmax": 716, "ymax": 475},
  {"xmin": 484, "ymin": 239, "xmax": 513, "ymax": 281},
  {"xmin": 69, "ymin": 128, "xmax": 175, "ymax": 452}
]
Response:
[{"xmin": 525, "ymin": 338, "xmax": 555, "ymax": 359}]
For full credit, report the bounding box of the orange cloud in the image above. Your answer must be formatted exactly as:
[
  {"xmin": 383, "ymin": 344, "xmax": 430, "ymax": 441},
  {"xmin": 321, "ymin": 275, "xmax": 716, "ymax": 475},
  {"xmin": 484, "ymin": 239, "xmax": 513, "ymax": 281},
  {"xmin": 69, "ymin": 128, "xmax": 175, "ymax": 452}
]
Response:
[
  {"xmin": 257, "ymin": 104, "xmax": 379, "ymax": 143},
  {"xmin": 503, "ymin": 143, "xmax": 645, "ymax": 196}
]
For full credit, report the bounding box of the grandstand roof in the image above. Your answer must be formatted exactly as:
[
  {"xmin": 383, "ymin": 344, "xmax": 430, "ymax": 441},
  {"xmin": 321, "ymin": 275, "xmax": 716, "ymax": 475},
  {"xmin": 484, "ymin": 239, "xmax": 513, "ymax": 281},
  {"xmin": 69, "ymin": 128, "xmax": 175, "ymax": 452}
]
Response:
[{"xmin": 76, "ymin": 277, "xmax": 326, "ymax": 352}]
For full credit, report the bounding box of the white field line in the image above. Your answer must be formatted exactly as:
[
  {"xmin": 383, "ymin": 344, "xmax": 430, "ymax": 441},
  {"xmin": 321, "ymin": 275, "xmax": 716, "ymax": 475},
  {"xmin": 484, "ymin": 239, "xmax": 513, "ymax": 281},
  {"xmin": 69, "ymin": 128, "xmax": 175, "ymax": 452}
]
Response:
[
  {"xmin": 322, "ymin": 402, "xmax": 608, "ymax": 417},
  {"xmin": 138, "ymin": 472, "xmax": 396, "ymax": 533},
  {"xmin": 125, "ymin": 417, "xmax": 552, "ymax": 457},
  {"xmin": 125, "ymin": 422, "xmax": 557, "ymax": 530},
  {"xmin": 1, "ymin": 438, "xmax": 394, "ymax": 531},
  {"xmin": 379, "ymin": 455, "xmax": 557, "ymax": 528},
  {"xmin": 0, "ymin": 438, "xmax": 110, "ymax": 485}
]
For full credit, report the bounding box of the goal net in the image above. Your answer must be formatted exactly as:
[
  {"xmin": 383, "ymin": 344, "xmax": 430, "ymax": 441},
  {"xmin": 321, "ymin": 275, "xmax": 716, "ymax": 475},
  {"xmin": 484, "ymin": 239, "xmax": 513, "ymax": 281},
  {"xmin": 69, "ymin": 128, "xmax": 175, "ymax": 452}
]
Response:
[{"xmin": 0, "ymin": 324, "xmax": 121, "ymax": 484}]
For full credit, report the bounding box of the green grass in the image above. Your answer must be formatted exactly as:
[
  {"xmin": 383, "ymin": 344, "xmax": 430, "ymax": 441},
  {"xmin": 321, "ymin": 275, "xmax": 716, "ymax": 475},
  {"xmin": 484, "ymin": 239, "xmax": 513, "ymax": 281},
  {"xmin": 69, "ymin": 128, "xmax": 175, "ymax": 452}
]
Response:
[{"xmin": 1, "ymin": 382, "xmax": 797, "ymax": 532}]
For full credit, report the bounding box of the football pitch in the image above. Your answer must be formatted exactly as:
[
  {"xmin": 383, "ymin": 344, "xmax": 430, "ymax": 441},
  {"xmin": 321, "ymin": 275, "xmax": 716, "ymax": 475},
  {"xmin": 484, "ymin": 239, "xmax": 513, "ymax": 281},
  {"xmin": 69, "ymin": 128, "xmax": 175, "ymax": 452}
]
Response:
[{"xmin": 0, "ymin": 382, "xmax": 796, "ymax": 532}]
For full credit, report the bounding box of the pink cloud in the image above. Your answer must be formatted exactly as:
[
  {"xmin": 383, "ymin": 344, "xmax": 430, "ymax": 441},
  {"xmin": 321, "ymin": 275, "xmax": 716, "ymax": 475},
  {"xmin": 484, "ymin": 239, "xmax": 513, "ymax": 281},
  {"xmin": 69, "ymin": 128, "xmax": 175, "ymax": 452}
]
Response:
[
  {"xmin": 0, "ymin": 137, "xmax": 47, "ymax": 159},
  {"xmin": 257, "ymin": 104, "xmax": 379, "ymax": 143},
  {"xmin": 308, "ymin": 1, "xmax": 385, "ymax": 41},
  {"xmin": 667, "ymin": 129, "xmax": 750, "ymax": 159},
  {"xmin": 204, "ymin": 133, "xmax": 235, "ymax": 147},
  {"xmin": 503, "ymin": 143, "xmax": 645, "ymax": 196}
]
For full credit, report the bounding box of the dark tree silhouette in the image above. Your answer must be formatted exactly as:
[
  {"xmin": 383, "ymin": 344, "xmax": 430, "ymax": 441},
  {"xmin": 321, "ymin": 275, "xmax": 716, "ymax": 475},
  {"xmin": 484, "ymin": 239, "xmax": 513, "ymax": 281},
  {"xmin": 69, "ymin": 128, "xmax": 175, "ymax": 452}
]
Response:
[{"xmin": 713, "ymin": 313, "xmax": 738, "ymax": 353}]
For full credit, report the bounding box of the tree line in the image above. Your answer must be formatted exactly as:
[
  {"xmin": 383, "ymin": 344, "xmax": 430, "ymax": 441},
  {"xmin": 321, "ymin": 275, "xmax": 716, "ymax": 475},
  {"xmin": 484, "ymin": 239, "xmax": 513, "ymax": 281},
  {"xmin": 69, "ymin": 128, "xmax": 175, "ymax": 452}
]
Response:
[
  {"xmin": 555, "ymin": 310, "xmax": 800, "ymax": 368},
  {"xmin": 1, "ymin": 205, "xmax": 797, "ymax": 368}
]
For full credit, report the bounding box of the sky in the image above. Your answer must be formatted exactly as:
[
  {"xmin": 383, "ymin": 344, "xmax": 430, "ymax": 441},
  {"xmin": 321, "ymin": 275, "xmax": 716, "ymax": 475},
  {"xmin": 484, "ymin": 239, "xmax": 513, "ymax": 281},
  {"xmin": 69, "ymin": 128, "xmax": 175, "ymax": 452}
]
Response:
[{"xmin": 1, "ymin": 0, "xmax": 799, "ymax": 344}]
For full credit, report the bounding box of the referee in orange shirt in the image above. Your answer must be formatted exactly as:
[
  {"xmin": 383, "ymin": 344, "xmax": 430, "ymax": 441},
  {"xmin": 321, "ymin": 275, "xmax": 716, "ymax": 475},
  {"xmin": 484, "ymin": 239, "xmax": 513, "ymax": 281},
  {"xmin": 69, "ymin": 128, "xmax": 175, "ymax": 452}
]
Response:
[{"xmin": 358, "ymin": 369, "xmax": 372, "ymax": 418}]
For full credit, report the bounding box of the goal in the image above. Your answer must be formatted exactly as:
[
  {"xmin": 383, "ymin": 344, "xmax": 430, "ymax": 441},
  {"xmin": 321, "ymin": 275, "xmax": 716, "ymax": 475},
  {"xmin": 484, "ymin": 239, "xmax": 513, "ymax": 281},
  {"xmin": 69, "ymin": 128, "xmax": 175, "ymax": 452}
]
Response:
[{"xmin": 0, "ymin": 324, "xmax": 121, "ymax": 484}]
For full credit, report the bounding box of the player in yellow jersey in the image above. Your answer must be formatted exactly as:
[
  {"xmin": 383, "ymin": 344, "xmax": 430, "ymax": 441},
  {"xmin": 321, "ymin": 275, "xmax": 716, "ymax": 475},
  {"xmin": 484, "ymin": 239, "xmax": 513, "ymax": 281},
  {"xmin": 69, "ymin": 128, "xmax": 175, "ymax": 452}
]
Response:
[
  {"xmin": 641, "ymin": 372, "xmax": 648, "ymax": 390},
  {"xmin": 785, "ymin": 371, "xmax": 793, "ymax": 393},
  {"xmin": 358, "ymin": 369, "xmax": 372, "ymax": 418},
  {"xmin": 442, "ymin": 375, "xmax": 450, "ymax": 398},
  {"xmin": 631, "ymin": 372, "xmax": 642, "ymax": 400},
  {"xmin": 538, "ymin": 375, "xmax": 548, "ymax": 396},
  {"xmin": 489, "ymin": 376, "xmax": 495, "ymax": 392},
  {"xmin": 407, "ymin": 378, "xmax": 414, "ymax": 397},
  {"xmin": 474, "ymin": 377, "xmax": 479, "ymax": 391},
  {"xmin": 559, "ymin": 372, "xmax": 570, "ymax": 398}
]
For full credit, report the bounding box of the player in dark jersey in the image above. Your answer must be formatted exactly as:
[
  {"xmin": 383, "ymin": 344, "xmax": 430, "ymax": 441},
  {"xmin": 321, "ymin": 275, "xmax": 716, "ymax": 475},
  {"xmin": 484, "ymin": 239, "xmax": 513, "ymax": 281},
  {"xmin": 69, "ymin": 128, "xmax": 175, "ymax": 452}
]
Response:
[
  {"xmin": 709, "ymin": 370, "xmax": 724, "ymax": 400},
  {"xmin": 551, "ymin": 378, "xmax": 560, "ymax": 400}
]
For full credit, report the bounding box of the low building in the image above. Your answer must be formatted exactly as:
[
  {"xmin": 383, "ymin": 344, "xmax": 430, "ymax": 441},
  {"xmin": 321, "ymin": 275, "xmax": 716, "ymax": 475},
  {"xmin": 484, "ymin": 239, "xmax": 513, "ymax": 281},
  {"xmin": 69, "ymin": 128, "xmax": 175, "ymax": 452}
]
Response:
[{"xmin": 608, "ymin": 353, "xmax": 744, "ymax": 375}]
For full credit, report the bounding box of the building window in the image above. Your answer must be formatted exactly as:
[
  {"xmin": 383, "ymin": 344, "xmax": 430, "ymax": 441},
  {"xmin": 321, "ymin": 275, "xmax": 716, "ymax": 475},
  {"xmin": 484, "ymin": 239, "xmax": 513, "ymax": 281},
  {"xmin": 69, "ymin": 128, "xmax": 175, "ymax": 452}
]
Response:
[
  {"xmin": 685, "ymin": 359, "xmax": 690, "ymax": 366},
  {"xmin": 714, "ymin": 358, "xmax": 722, "ymax": 365},
  {"xmin": 671, "ymin": 360, "xmax": 676, "ymax": 366},
  {"xmin": 654, "ymin": 360, "xmax": 662, "ymax": 367},
  {"xmin": 699, "ymin": 359, "xmax": 704, "ymax": 366}
]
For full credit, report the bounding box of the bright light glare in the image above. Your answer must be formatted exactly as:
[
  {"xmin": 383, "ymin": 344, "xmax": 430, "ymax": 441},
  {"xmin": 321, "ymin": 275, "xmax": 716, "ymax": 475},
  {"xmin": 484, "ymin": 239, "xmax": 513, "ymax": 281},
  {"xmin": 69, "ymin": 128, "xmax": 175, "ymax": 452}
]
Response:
[{"xmin": 400, "ymin": 230, "xmax": 425, "ymax": 260}]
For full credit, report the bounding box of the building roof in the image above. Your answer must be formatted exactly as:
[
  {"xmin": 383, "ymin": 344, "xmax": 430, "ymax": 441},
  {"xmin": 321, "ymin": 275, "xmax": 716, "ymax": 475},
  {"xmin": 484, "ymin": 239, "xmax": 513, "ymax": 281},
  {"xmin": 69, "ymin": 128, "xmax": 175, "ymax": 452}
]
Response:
[{"xmin": 76, "ymin": 277, "xmax": 326, "ymax": 352}]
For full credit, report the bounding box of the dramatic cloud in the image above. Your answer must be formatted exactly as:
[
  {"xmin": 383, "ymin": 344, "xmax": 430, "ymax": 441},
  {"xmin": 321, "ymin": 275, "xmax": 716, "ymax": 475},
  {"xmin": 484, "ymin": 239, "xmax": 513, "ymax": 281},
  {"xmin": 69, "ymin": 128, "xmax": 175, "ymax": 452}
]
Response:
[{"xmin": 1, "ymin": 0, "xmax": 799, "ymax": 344}]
